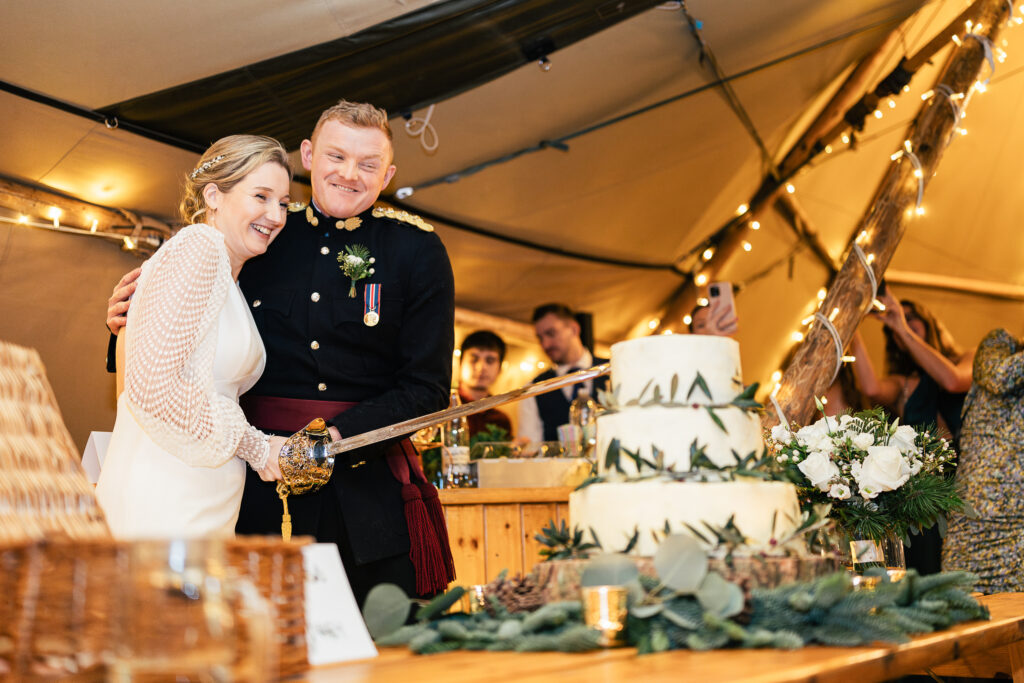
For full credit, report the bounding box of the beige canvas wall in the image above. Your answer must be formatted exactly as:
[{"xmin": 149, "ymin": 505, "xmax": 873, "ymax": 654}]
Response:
[{"xmin": 0, "ymin": 223, "xmax": 138, "ymax": 453}]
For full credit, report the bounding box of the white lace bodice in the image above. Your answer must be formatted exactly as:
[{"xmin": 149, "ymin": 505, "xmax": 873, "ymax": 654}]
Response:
[{"xmin": 122, "ymin": 223, "xmax": 269, "ymax": 470}]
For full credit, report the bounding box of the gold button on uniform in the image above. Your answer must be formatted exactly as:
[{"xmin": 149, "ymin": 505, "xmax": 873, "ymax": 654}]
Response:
[
  {"xmin": 310, "ymin": 341, "xmax": 320, "ymax": 350},
  {"xmin": 252, "ymin": 299, "xmax": 261, "ymax": 308},
  {"xmin": 320, "ymin": 246, "xmax": 329, "ymax": 255},
  {"xmin": 311, "ymin": 292, "xmax": 321, "ymax": 302},
  {"xmin": 317, "ymin": 383, "xmax": 327, "ymax": 392}
]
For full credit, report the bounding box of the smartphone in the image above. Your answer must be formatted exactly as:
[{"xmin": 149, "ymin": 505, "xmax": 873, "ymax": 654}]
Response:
[{"xmin": 708, "ymin": 281, "xmax": 735, "ymax": 317}]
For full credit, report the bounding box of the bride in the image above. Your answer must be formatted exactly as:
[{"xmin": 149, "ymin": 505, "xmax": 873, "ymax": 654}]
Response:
[{"xmin": 97, "ymin": 135, "xmax": 291, "ymax": 539}]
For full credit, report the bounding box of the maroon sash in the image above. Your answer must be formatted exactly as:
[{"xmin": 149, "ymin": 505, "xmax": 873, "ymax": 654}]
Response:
[{"xmin": 240, "ymin": 395, "xmax": 455, "ymax": 595}]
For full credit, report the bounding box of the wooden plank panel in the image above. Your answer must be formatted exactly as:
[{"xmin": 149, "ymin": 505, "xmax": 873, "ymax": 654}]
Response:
[
  {"xmin": 440, "ymin": 487, "xmax": 572, "ymax": 505},
  {"xmin": 444, "ymin": 504, "xmax": 485, "ymax": 587},
  {"xmin": 555, "ymin": 503, "xmax": 570, "ymax": 527},
  {"xmin": 520, "ymin": 503, "xmax": 557, "ymax": 571},
  {"xmin": 483, "ymin": 504, "xmax": 524, "ymax": 581}
]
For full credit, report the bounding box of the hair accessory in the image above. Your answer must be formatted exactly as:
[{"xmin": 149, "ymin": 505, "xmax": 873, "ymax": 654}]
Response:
[{"xmin": 190, "ymin": 155, "xmax": 225, "ymax": 180}]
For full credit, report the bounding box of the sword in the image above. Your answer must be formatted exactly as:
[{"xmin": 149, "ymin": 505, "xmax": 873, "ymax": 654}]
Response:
[{"xmin": 323, "ymin": 363, "xmax": 610, "ymax": 456}]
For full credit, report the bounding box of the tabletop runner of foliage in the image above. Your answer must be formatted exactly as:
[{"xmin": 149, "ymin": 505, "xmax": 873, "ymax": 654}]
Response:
[{"xmin": 363, "ymin": 533, "xmax": 988, "ymax": 655}]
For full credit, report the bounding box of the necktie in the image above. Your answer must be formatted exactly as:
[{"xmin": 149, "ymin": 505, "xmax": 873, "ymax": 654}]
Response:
[{"xmin": 569, "ymin": 367, "xmax": 583, "ymax": 400}]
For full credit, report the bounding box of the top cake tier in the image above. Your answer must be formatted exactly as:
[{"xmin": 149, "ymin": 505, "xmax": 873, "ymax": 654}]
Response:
[{"xmin": 609, "ymin": 335, "xmax": 743, "ymax": 405}]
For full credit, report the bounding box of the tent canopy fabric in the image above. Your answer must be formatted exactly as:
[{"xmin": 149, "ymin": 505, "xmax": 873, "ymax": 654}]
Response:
[{"xmin": 1, "ymin": 0, "xmax": 1021, "ymax": 447}]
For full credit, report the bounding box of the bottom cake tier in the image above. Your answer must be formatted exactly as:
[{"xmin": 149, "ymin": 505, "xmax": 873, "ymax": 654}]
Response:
[{"xmin": 569, "ymin": 478, "xmax": 802, "ymax": 557}]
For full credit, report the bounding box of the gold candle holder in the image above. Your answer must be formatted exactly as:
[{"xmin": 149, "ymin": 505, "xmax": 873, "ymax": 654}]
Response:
[
  {"xmin": 461, "ymin": 585, "xmax": 488, "ymax": 614},
  {"xmin": 582, "ymin": 585, "xmax": 628, "ymax": 647}
]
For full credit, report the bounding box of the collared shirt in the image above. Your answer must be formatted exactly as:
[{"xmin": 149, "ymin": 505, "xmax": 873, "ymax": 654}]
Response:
[{"xmin": 517, "ymin": 348, "xmax": 594, "ymax": 445}]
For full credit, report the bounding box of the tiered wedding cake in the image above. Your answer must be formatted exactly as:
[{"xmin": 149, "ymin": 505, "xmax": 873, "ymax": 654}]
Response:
[{"xmin": 569, "ymin": 335, "xmax": 800, "ymax": 556}]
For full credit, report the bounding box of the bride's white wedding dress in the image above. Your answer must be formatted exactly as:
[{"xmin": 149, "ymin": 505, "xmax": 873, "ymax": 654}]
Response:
[{"xmin": 96, "ymin": 224, "xmax": 270, "ymax": 539}]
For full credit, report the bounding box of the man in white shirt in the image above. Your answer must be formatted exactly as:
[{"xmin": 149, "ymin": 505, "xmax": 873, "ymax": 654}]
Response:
[{"xmin": 517, "ymin": 303, "xmax": 608, "ymax": 444}]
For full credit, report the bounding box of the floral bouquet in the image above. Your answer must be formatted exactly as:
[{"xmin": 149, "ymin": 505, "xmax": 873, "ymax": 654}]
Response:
[{"xmin": 767, "ymin": 405, "xmax": 965, "ymax": 544}]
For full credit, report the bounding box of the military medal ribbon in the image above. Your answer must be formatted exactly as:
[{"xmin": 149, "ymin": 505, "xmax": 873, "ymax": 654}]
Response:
[{"xmin": 364, "ymin": 283, "xmax": 381, "ymax": 326}]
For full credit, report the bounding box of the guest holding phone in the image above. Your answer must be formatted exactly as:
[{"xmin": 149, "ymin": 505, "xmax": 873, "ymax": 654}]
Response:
[{"xmin": 689, "ymin": 282, "xmax": 738, "ymax": 337}]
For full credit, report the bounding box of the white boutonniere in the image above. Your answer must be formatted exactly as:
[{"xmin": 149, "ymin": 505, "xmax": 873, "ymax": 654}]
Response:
[{"xmin": 337, "ymin": 244, "xmax": 375, "ymax": 298}]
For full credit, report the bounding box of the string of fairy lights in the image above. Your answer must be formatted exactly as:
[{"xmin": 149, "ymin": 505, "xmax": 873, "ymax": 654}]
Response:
[
  {"xmin": 631, "ymin": 6, "xmax": 1019, "ymax": 418},
  {"xmin": 753, "ymin": 9, "xmax": 1019, "ymax": 418}
]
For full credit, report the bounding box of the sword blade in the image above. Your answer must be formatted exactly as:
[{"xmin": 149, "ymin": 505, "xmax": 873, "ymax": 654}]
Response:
[{"xmin": 324, "ymin": 364, "xmax": 610, "ymax": 456}]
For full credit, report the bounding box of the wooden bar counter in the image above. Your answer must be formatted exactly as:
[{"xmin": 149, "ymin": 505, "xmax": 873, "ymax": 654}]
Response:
[
  {"xmin": 308, "ymin": 593, "xmax": 1024, "ymax": 682},
  {"xmin": 440, "ymin": 486, "xmax": 572, "ymax": 586}
]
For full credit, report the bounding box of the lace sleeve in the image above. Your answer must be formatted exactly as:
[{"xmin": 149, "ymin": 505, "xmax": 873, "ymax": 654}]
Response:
[{"xmin": 123, "ymin": 224, "xmax": 269, "ymax": 470}]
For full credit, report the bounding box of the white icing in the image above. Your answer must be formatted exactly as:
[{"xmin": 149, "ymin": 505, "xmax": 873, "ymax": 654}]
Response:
[
  {"xmin": 608, "ymin": 335, "xmax": 743, "ymax": 405},
  {"xmin": 571, "ymin": 335, "xmax": 796, "ymax": 558},
  {"xmin": 569, "ymin": 479, "xmax": 801, "ymax": 557},
  {"xmin": 596, "ymin": 406, "xmax": 763, "ymax": 475}
]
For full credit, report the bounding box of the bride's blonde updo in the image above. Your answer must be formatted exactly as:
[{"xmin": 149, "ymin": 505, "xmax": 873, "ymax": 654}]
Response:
[{"xmin": 179, "ymin": 135, "xmax": 292, "ymax": 225}]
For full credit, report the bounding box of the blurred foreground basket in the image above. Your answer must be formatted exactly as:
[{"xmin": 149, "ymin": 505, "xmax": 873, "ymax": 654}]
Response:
[{"xmin": 0, "ymin": 340, "xmax": 309, "ymax": 679}]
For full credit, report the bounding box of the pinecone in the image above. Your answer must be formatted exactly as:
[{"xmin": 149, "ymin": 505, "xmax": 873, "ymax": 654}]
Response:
[{"xmin": 485, "ymin": 571, "xmax": 546, "ymax": 614}]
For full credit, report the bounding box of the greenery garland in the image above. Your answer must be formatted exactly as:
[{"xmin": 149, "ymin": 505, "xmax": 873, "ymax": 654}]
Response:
[{"xmin": 363, "ymin": 534, "xmax": 988, "ymax": 656}]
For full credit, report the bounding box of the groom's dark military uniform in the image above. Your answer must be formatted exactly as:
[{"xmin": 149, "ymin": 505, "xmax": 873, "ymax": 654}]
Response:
[{"xmin": 235, "ymin": 202, "xmax": 454, "ymax": 602}]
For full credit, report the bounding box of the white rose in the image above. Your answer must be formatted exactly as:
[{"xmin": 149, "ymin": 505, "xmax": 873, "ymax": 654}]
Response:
[
  {"xmin": 828, "ymin": 482, "xmax": 852, "ymax": 500},
  {"xmin": 851, "ymin": 432, "xmax": 874, "ymax": 450},
  {"xmin": 770, "ymin": 425, "xmax": 792, "ymax": 443},
  {"xmin": 856, "ymin": 446, "xmax": 912, "ymax": 497},
  {"xmin": 837, "ymin": 414, "xmax": 856, "ymax": 428},
  {"xmin": 796, "ymin": 422, "xmax": 834, "ymax": 453},
  {"xmin": 889, "ymin": 424, "xmax": 919, "ymax": 454},
  {"xmin": 797, "ymin": 451, "xmax": 840, "ymax": 491}
]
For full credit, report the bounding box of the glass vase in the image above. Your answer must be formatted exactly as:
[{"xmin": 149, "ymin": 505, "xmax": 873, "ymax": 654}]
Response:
[
  {"xmin": 839, "ymin": 529, "xmax": 906, "ymax": 586},
  {"xmin": 109, "ymin": 539, "xmax": 274, "ymax": 682}
]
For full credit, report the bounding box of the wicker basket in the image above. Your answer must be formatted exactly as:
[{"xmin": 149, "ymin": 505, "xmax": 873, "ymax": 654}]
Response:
[
  {"xmin": 0, "ymin": 340, "xmax": 311, "ymax": 680},
  {"xmin": 0, "ymin": 341, "xmax": 108, "ymax": 542},
  {"xmin": 228, "ymin": 536, "xmax": 311, "ymax": 679}
]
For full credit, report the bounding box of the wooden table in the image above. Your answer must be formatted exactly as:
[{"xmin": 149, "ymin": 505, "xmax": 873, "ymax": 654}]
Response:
[
  {"xmin": 307, "ymin": 593, "xmax": 1024, "ymax": 682},
  {"xmin": 440, "ymin": 487, "xmax": 571, "ymax": 586}
]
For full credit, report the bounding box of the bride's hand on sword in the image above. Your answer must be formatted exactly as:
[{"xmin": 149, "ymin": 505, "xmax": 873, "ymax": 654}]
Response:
[{"xmin": 259, "ymin": 435, "xmax": 287, "ymax": 482}]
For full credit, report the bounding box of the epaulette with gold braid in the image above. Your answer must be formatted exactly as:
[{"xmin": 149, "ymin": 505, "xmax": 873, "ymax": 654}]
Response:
[{"xmin": 372, "ymin": 205, "xmax": 434, "ymax": 232}]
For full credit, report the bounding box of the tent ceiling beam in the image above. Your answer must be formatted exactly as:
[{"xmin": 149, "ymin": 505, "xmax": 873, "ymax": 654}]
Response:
[
  {"xmin": 884, "ymin": 270, "xmax": 1024, "ymax": 302},
  {"xmin": 771, "ymin": 193, "xmax": 838, "ymax": 273},
  {"xmin": 0, "ymin": 176, "xmax": 170, "ymax": 254}
]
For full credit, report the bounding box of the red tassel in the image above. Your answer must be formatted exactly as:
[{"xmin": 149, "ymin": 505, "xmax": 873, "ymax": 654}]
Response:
[
  {"xmin": 400, "ymin": 483, "xmax": 449, "ymax": 595},
  {"xmin": 417, "ymin": 480, "xmax": 456, "ymax": 581}
]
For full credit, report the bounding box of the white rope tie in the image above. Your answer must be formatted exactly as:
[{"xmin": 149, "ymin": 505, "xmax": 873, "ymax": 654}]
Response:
[
  {"xmin": 891, "ymin": 145, "xmax": 924, "ymax": 208},
  {"xmin": 770, "ymin": 391, "xmax": 789, "ymax": 428},
  {"xmin": 966, "ymin": 32, "xmax": 996, "ymax": 84},
  {"xmin": 932, "ymin": 85, "xmax": 964, "ymax": 126},
  {"xmin": 404, "ymin": 104, "xmax": 439, "ymax": 153},
  {"xmin": 814, "ymin": 312, "xmax": 845, "ymax": 385},
  {"xmin": 852, "ymin": 243, "xmax": 879, "ymax": 306}
]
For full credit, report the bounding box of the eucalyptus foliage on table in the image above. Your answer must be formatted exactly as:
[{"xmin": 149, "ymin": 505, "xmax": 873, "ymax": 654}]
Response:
[
  {"xmin": 362, "ymin": 534, "xmax": 988, "ymax": 655},
  {"xmin": 767, "ymin": 405, "xmax": 969, "ymax": 543}
]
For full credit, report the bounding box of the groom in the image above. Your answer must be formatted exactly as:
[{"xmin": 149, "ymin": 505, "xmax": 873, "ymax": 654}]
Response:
[{"xmin": 107, "ymin": 101, "xmax": 456, "ymax": 604}]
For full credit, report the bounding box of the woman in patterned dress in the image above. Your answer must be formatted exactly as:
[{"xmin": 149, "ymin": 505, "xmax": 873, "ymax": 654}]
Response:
[{"xmin": 942, "ymin": 328, "xmax": 1024, "ymax": 591}]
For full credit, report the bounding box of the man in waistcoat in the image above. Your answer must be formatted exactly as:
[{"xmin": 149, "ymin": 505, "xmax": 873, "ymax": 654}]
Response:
[
  {"xmin": 517, "ymin": 303, "xmax": 608, "ymax": 444},
  {"xmin": 106, "ymin": 100, "xmax": 455, "ymax": 605}
]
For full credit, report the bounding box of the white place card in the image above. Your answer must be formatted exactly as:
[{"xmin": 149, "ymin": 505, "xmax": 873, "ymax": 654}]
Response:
[
  {"xmin": 302, "ymin": 543, "xmax": 378, "ymax": 665},
  {"xmin": 81, "ymin": 431, "xmax": 111, "ymax": 483}
]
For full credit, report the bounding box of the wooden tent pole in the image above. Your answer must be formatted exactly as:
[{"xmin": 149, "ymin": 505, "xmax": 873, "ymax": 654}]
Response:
[{"xmin": 762, "ymin": 0, "xmax": 1009, "ymax": 429}]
